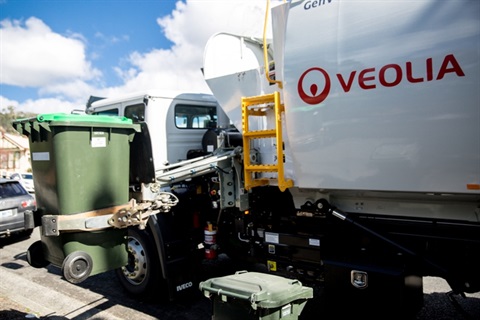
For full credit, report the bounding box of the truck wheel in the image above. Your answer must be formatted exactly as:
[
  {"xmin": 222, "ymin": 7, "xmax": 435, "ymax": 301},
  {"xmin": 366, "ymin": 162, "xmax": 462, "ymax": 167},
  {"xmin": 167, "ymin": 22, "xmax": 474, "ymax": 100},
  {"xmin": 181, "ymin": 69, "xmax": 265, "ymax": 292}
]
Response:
[{"xmin": 115, "ymin": 227, "xmax": 162, "ymax": 298}]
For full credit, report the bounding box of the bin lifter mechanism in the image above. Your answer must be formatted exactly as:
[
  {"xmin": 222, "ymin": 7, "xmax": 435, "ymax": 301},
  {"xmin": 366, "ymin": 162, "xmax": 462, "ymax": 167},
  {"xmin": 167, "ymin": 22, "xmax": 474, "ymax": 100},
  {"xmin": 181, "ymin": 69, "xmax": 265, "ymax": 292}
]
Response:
[
  {"xmin": 41, "ymin": 193, "xmax": 178, "ymax": 237},
  {"xmin": 41, "ymin": 148, "xmax": 239, "ymax": 237}
]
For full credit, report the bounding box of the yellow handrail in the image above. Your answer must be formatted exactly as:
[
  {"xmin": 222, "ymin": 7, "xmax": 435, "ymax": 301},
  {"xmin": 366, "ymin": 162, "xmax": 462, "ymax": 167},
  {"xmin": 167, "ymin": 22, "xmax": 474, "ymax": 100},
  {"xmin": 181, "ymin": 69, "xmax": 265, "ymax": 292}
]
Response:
[{"xmin": 242, "ymin": 92, "xmax": 293, "ymax": 192}]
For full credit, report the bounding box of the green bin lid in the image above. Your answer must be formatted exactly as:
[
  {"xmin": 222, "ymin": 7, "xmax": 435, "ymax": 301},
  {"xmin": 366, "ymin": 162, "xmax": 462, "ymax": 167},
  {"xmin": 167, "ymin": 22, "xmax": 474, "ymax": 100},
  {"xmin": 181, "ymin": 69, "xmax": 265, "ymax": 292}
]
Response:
[
  {"xmin": 36, "ymin": 113, "xmax": 133, "ymax": 125},
  {"xmin": 12, "ymin": 113, "xmax": 140, "ymax": 137},
  {"xmin": 199, "ymin": 271, "xmax": 313, "ymax": 310}
]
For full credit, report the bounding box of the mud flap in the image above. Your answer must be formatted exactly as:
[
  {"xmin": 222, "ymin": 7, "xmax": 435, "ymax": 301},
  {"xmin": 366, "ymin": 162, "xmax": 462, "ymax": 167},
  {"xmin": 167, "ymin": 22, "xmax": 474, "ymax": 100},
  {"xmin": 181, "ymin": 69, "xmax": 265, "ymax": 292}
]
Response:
[{"xmin": 153, "ymin": 212, "xmax": 202, "ymax": 301}]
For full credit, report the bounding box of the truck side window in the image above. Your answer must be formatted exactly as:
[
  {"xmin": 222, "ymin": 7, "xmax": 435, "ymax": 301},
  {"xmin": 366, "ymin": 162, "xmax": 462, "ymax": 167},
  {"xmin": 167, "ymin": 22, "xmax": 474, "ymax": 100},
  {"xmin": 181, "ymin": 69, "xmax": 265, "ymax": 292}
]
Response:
[
  {"xmin": 125, "ymin": 103, "xmax": 145, "ymax": 122},
  {"xmin": 175, "ymin": 104, "xmax": 217, "ymax": 129}
]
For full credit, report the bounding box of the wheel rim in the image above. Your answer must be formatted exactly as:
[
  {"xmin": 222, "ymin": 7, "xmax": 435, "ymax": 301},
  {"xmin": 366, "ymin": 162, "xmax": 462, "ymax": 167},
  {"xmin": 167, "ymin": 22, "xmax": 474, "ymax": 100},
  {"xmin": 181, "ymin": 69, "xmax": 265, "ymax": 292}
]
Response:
[
  {"xmin": 69, "ymin": 257, "xmax": 89, "ymax": 278},
  {"xmin": 62, "ymin": 251, "xmax": 93, "ymax": 284},
  {"xmin": 121, "ymin": 236, "xmax": 148, "ymax": 286}
]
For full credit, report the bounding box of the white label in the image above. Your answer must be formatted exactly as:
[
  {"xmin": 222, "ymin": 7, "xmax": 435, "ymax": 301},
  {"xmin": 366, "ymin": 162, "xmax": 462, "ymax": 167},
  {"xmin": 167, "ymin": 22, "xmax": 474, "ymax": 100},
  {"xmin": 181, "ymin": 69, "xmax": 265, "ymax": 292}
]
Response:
[
  {"xmin": 309, "ymin": 238, "xmax": 320, "ymax": 247},
  {"xmin": 32, "ymin": 152, "xmax": 50, "ymax": 161},
  {"xmin": 207, "ymin": 144, "xmax": 214, "ymax": 152},
  {"xmin": 0, "ymin": 209, "xmax": 14, "ymax": 218},
  {"xmin": 281, "ymin": 304, "xmax": 292, "ymax": 317},
  {"xmin": 91, "ymin": 137, "xmax": 107, "ymax": 148},
  {"xmin": 265, "ymin": 232, "xmax": 279, "ymax": 244}
]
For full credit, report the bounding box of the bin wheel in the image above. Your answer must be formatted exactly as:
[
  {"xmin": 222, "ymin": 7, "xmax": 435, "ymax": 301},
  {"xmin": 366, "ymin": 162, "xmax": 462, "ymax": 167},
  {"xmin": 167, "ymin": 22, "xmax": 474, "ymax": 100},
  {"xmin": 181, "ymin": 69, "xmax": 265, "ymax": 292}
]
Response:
[
  {"xmin": 26, "ymin": 240, "xmax": 50, "ymax": 268},
  {"xmin": 62, "ymin": 251, "xmax": 93, "ymax": 284}
]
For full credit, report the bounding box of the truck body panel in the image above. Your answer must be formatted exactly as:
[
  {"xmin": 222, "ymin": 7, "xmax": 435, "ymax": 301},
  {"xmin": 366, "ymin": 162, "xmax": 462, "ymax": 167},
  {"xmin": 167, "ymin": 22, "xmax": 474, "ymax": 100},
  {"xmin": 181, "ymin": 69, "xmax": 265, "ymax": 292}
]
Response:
[
  {"xmin": 281, "ymin": 0, "xmax": 480, "ymax": 194},
  {"xmin": 203, "ymin": 0, "xmax": 480, "ymax": 224}
]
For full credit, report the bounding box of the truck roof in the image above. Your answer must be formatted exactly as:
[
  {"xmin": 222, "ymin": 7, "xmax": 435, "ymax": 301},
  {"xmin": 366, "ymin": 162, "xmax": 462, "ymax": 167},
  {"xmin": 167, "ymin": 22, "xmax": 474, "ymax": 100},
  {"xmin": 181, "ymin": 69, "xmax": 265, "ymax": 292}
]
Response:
[{"xmin": 90, "ymin": 90, "xmax": 217, "ymax": 109}]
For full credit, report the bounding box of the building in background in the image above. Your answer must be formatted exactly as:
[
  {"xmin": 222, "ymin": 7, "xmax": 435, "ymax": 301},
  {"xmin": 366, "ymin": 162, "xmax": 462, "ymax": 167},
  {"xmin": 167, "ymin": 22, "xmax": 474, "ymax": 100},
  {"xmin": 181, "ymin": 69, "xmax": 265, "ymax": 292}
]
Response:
[{"xmin": 0, "ymin": 128, "xmax": 31, "ymax": 177}]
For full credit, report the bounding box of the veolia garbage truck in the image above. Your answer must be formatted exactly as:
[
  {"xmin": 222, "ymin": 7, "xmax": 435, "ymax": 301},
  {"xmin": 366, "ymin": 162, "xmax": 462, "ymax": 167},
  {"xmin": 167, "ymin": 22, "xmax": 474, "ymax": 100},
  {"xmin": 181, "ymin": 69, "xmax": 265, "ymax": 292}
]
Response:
[
  {"xmin": 201, "ymin": 0, "xmax": 479, "ymax": 317},
  {"xmin": 20, "ymin": 0, "xmax": 479, "ymax": 318}
]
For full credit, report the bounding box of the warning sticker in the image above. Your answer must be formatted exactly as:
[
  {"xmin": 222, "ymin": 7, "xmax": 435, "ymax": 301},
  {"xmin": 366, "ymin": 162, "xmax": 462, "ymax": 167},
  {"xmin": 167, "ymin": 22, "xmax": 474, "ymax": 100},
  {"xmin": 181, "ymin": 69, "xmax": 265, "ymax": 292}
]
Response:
[{"xmin": 91, "ymin": 137, "xmax": 107, "ymax": 148}]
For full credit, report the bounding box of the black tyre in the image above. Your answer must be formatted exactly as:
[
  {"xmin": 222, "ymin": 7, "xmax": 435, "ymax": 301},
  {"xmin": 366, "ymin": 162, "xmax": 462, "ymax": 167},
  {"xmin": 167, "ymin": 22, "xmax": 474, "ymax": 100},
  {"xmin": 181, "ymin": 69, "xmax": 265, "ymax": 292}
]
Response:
[
  {"xmin": 26, "ymin": 240, "xmax": 50, "ymax": 268},
  {"xmin": 115, "ymin": 227, "xmax": 163, "ymax": 298},
  {"xmin": 62, "ymin": 251, "xmax": 93, "ymax": 284},
  {"xmin": 21, "ymin": 228, "xmax": 34, "ymax": 238}
]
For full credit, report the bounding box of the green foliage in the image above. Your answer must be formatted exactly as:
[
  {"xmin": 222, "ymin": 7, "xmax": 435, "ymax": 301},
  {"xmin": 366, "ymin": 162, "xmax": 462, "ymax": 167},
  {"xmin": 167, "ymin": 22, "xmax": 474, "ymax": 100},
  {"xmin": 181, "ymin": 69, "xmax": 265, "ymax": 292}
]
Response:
[{"xmin": 0, "ymin": 106, "xmax": 37, "ymax": 134}]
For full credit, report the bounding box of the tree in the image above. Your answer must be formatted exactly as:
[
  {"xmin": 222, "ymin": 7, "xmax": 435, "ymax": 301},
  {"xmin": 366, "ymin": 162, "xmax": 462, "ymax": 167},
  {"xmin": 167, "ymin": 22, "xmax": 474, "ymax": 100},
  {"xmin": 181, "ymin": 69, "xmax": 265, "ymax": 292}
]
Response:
[{"xmin": 0, "ymin": 106, "xmax": 37, "ymax": 134}]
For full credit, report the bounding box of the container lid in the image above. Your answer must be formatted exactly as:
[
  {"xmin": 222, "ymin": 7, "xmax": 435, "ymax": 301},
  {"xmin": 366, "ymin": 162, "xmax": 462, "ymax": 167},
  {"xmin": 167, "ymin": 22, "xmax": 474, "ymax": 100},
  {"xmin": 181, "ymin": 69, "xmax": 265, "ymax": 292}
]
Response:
[
  {"xmin": 36, "ymin": 113, "xmax": 133, "ymax": 125},
  {"xmin": 199, "ymin": 271, "xmax": 313, "ymax": 309},
  {"xmin": 12, "ymin": 113, "xmax": 140, "ymax": 137}
]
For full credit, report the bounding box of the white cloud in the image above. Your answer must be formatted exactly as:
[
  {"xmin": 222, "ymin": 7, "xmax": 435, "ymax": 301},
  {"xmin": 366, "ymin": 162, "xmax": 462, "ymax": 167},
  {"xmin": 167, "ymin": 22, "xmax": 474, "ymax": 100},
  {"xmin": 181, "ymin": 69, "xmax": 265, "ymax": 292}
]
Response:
[
  {"xmin": 0, "ymin": 96, "xmax": 19, "ymax": 112},
  {"xmin": 1, "ymin": 0, "xmax": 281, "ymax": 114},
  {"xmin": 158, "ymin": 0, "xmax": 270, "ymax": 48},
  {"xmin": 94, "ymin": 31, "xmax": 129, "ymax": 45},
  {"xmin": 1, "ymin": 96, "xmax": 83, "ymax": 115},
  {"xmin": 38, "ymin": 79, "xmax": 98, "ymax": 101},
  {"xmin": 108, "ymin": 0, "xmax": 279, "ymax": 95},
  {"xmin": 0, "ymin": 17, "xmax": 101, "ymax": 87}
]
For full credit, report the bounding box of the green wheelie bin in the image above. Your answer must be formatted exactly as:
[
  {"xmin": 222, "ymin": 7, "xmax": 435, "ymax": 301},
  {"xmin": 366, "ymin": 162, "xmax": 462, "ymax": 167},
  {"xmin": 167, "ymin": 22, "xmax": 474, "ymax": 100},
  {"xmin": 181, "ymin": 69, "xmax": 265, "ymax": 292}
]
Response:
[
  {"xmin": 199, "ymin": 271, "xmax": 313, "ymax": 320},
  {"xmin": 13, "ymin": 113, "xmax": 140, "ymax": 283}
]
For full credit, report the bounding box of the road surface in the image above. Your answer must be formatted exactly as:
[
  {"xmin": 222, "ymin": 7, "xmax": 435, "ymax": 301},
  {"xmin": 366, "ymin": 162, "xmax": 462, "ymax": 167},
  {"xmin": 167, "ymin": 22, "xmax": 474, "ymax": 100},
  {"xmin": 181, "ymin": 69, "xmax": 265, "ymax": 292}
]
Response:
[{"xmin": 1, "ymin": 228, "xmax": 479, "ymax": 319}]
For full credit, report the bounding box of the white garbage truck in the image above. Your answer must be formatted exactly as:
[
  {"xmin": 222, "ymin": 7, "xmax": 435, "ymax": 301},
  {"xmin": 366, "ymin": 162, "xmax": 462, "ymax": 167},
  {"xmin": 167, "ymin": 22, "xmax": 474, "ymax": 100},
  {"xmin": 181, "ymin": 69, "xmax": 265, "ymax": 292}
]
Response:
[
  {"xmin": 200, "ymin": 0, "xmax": 480, "ymax": 317},
  {"xmin": 23, "ymin": 0, "xmax": 479, "ymax": 318}
]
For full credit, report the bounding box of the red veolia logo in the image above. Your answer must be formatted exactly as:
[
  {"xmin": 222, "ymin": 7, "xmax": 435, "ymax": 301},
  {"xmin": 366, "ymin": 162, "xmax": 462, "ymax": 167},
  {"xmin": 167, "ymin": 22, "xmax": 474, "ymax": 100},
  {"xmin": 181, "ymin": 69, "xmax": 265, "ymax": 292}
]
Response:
[
  {"xmin": 297, "ymin": 54, "xmax": 465, "ymax": 106},
  {"xmin": 298, "ymin": 67, "xmax": 331, "ymax": 105}
]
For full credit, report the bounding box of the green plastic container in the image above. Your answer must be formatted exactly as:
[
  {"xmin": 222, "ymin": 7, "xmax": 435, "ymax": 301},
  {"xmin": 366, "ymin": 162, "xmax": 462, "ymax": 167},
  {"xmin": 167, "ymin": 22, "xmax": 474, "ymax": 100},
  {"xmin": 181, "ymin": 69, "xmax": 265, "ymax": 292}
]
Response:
[
  {"xmin": 13, "ymin": 113, "xmax": 140, "ymax": 279},
  {"xmin": 199, "ymin": 271, "xmax": 313, "ymax": 320}
]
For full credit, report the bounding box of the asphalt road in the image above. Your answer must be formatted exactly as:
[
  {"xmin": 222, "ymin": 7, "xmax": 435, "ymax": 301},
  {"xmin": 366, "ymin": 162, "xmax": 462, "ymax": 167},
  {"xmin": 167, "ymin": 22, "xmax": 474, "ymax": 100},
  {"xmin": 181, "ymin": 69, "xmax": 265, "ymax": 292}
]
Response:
[{"xmin": 1, "ymin": 228, "xmax": 479, "ymax": 320}]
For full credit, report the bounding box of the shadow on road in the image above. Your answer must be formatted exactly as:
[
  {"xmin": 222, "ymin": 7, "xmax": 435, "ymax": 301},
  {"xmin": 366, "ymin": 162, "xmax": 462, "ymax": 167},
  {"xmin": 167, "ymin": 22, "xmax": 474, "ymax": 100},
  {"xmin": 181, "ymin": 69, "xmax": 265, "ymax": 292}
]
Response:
[
  {"xmin": 2, "ymin": 232, "xmax": 480, "ymax": 320},
  {"xmin": 0, "ymin": 232, "xmax": 32, "ymax": 249}
]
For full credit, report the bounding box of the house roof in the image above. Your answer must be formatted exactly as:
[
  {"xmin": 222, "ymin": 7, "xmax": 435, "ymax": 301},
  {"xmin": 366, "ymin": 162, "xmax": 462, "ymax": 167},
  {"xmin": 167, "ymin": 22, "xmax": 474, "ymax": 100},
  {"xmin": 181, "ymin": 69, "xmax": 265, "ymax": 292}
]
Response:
[{"xmin": 1, "ymin": 132, "xmax": 29, "ymax": 150}]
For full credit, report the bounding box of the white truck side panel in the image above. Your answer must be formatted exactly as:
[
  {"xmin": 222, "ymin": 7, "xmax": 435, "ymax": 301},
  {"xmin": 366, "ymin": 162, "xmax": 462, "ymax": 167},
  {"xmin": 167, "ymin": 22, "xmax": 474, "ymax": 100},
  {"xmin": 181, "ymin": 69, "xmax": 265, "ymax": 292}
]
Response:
[
  {"xmin": 280, "ymin": 0, "xmax": 480, "ymax": 194},
  {"xmin": 203, "ymin": 33, "xmax": 277, "ymax": 132}
]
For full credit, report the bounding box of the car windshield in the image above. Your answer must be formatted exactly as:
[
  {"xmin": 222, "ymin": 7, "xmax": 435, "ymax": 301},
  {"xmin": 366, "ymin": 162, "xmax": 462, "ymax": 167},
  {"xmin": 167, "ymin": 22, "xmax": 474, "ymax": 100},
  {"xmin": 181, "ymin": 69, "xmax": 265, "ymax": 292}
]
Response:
[{"xmin": 0, "ymin": 182, "xmax": 28, "ymax": 198}]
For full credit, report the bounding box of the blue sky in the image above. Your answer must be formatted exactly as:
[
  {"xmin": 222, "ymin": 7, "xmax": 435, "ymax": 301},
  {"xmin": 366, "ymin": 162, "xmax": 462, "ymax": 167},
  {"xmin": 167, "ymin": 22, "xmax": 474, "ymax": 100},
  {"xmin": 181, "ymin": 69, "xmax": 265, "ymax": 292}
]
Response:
[{"xmin": 1, "ymin": 0, "xmax": 278, "ymax": 114}]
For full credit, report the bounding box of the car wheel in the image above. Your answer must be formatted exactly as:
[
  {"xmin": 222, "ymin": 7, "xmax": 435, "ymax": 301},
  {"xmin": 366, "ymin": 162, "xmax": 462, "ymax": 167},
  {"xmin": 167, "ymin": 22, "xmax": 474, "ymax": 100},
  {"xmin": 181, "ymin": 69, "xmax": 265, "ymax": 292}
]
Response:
[{"xmin": 115, "ymin": 227, "xmax": 164, "ymax": 299}]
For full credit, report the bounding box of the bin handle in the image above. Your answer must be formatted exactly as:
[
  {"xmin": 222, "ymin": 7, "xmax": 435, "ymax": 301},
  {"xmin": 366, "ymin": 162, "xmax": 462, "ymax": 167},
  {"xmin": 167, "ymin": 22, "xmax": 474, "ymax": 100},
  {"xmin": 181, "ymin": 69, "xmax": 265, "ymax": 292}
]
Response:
[{"xmin": 200, "ymin": 285, "xmax": 252, "ymax": 301}]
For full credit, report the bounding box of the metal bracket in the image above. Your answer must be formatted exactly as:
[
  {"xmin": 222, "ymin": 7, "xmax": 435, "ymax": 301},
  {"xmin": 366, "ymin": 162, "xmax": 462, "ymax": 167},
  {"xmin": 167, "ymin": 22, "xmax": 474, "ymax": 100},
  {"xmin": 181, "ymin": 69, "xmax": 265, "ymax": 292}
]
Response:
[{"xmin": 40, "ymin": 192, "xmax": 179, "ymax": 237}]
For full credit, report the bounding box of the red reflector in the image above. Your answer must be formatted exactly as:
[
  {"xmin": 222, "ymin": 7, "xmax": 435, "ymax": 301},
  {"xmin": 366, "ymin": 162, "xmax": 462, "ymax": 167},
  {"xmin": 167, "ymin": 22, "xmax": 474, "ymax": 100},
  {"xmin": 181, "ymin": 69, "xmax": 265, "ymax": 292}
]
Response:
[{"xmin": 467, "ymin": 184, "xmax": 480, "ymax": 190}]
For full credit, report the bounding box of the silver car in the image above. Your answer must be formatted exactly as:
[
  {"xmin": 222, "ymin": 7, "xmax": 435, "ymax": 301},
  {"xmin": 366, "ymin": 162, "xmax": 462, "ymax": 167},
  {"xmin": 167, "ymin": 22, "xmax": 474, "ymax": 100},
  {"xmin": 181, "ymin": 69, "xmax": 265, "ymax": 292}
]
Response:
[{"xmin": 0, "ymin": 178, "xmax": 36, "ymax": 237}]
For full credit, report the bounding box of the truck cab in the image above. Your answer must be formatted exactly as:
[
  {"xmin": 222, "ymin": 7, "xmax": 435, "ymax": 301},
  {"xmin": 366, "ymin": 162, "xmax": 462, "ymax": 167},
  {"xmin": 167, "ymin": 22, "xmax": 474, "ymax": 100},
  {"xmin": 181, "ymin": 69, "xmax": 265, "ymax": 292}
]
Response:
[
  {"xmin": 87, "ymin": 90, "xmax": 225, "ymax": 167},
  {"xmin": 85, "ymin": 90, "xmax": 229, "ymax": 301}
]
